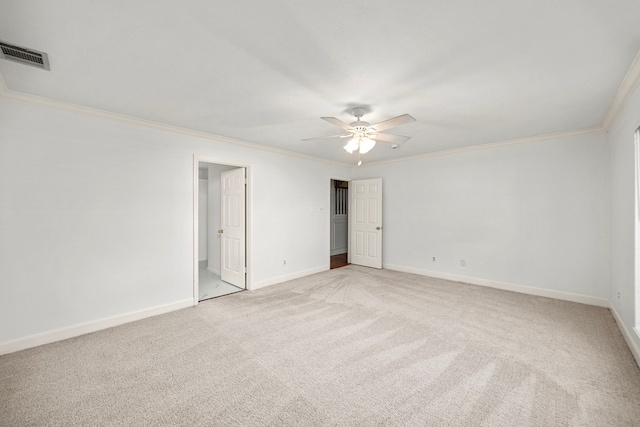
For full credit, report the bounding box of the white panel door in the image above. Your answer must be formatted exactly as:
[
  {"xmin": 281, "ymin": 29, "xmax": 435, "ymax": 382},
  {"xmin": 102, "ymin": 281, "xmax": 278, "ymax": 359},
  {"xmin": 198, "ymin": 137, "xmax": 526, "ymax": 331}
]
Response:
[
  {"xmin": 220, "ymin": 168, "xmax": 246, "ymax": 288},
  {"xmin": 350, "ymin": 178, "xmax": 382, "ymax": 269}
]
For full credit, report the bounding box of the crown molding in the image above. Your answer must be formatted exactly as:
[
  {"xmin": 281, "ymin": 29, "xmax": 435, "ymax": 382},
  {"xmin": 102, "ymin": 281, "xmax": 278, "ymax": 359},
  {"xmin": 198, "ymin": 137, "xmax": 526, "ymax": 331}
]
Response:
[
  {"xmin": 363, "ymin": 48, "xmax": 640, "ymax": 168},
  {"xmin": 2, "ymin": 45, "xmax": 639, "ymax": 170},
  {"xmin": 0, "ymin": 76, "xmax": 351, "ymax": 168},
  {"xmin": 602, "ymin": 49, "xmax": 640, "ymax": 130},
  {"xmin": 359, "ymin": 126, "xmax": 606, "ymax": 168}
]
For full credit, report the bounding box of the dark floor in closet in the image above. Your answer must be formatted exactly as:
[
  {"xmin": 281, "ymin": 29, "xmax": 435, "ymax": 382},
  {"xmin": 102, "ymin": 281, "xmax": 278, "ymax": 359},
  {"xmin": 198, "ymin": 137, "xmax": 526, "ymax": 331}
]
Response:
[{"xmin": 330, "ymin": 253, "xmax": 348, "ymax": 269}]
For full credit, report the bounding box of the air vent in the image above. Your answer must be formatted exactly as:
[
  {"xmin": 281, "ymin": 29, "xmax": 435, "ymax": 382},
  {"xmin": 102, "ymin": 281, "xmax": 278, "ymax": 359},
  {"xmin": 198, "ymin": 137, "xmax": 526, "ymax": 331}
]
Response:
[{"xmin": 0, "ymin": 41, "xmax": 50, "ymax": 70}]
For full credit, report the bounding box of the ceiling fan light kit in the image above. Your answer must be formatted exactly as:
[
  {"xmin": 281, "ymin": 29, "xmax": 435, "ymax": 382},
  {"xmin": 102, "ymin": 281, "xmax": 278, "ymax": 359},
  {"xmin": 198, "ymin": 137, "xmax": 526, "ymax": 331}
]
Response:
[
  {"xmin": 304, "ymin": 106, "xmax": 416, "ymax": 164},
  {"xmin": 344, "ymin": 136, "xmax": 376, "ymax": 154}
]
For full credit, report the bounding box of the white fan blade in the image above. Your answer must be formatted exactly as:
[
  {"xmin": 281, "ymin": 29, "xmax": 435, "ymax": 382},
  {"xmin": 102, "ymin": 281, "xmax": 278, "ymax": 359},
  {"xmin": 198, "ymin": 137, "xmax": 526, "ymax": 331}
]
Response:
[
  {"xmin": 373, "ymin": 133, "xmax": 411, "ymax": 143},
  {"xmin": 321, "ymin": 117, "xmax": 354, "ymax": 131},
  {"xmin": 301, "ymin": 134, "xmax": 349, "ymax": 141},
  {"xmin": 369, "ymin": 114, "xmax": 416, "ymax": 132}
]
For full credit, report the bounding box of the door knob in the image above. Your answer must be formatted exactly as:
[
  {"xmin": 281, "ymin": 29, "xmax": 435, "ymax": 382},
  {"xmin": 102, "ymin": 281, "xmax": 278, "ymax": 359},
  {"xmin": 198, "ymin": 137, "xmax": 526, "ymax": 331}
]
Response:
[
  {"xmin": 218, "ymin": 229, "xmax": 224, "ymax": 234},
  {"xmin": 376, "ymin": 226, "xmax": 381, "ymax": 230}
]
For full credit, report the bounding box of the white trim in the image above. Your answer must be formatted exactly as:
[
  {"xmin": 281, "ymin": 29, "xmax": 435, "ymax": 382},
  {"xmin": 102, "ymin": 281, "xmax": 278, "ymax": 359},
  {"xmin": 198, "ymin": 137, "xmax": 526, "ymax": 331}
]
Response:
[
  {"xmin": 0, "ymin": 82, "xmax": 349, "ymax": 168},
  {"xmin": 610, "ymin": 304, "xmax": 640, "ymax": 368},
  {"xmin": 252, "ymin": 265, "xmax": 328, "ymax": 290},
  {"xmin": 245, "ymin": 167, "xmax": 254, "ymax": 290},
  {"xmin": 0, "ymin": 47, "xmax": 639, "ymax": 169},
  {"xmin": 193, "ymin": 157, "xmax": 199, "ymax": 305},
  {"xmin": 0, "ymin": 299, "xmax": 193, "ymax": 356},
  {"xmin": 0, "ymin": 81, "xmax": 604, "ymax": 168},
  {"xmin": 360, "ymin": 126, "xmax": 606, "ymax": 168},
  {"xmin": 636, "ymin": 128, "xmax": 640, "ymax": 222},
  {"xmin": 0, "ymin": 54, "xmax": 635, "ymax": 171},
  {"xmin": 602, "ymin": 50, "xmax": 640, "ymax": 130},
  {"xmin": 328, "ymin": 175, "xmax": 353, "ymax": 182},
  {"xmin": 383, "ymin": 264, "xmax": 610, "ymax": 307}
]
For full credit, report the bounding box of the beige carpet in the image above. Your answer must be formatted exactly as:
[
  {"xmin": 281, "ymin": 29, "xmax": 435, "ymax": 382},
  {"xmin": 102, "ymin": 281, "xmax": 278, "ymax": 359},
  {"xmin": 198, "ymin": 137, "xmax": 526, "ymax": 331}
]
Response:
[{"xmin": 1, "ymin": 266, "xmax": 639, "ymax": 426}]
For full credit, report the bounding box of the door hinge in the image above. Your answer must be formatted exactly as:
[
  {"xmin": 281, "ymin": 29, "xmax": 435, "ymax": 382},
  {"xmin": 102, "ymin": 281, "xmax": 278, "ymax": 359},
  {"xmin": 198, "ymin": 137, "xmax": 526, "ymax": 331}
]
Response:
[{"xmin": 243, "ymin": 266, "xmax": 247, "ymax": 273}]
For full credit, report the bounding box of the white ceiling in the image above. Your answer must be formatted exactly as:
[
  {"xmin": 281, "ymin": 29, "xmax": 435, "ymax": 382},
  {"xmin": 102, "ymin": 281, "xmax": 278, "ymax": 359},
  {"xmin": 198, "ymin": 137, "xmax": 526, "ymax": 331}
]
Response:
[{"xmin": 1, "ymin": 0, "xmax": 640, "ymax": 165}]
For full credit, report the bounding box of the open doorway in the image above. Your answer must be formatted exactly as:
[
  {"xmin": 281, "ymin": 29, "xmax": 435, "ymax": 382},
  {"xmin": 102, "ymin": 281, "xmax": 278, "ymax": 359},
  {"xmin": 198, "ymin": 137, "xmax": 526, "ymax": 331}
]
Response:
[
  {"xmin": 330, "ymin": 179, "xmax": 349, "ymax": 269},
  {"xmin": 195, "ymin": 158, "xmax": 250, "ymax": 303}
]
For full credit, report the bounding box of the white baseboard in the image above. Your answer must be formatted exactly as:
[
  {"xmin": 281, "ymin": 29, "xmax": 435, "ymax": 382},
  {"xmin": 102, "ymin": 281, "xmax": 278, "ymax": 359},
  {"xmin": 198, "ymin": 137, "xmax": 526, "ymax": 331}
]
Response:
[
  {"xmin": 383, "ymin": 264, "xmax": 609, "ymax": 308},
  {"xmin": 251, "ymin": 265, "xmax": 329, "ymax": 290},
  {"xmin": 206, "ymin": 266, "xmax": 221, "ymax": 276},
  {"xmin": 0, "ymin": 299, "xmax": 193, "ymax": 356},
  {"xmin": 609, "ymin": 303, "xmax": 640, "ymax": 368}
]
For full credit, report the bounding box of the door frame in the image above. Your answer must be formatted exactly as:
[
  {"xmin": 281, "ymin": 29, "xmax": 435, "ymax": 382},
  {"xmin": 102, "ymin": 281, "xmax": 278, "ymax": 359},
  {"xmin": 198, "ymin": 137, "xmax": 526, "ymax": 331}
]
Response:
[
  {"xmin": 328, "ymin": 175, "xmax": 352, "ymax": 267},
  {"xmin": 193, "ymin": 155, "xmax": 253, "ymax": 306}
]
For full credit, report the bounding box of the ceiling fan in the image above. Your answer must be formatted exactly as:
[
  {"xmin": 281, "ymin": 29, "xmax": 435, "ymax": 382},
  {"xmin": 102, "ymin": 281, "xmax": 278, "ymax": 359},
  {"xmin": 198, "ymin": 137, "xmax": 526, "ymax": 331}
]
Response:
[{"xmin": 303, "ymin": 107, "xmax": 416, "ymax": 162}]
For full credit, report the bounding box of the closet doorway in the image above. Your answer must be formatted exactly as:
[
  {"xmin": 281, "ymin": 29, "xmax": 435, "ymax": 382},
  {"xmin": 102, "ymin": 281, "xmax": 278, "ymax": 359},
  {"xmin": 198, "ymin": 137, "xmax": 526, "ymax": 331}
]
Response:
[
  {"xmin": 194, "ymin": 157, "xmax": 251, "ymax": 304},
  {"xmin": 330, "ymin": 179, "xmax": 349, "ymax": 269}
]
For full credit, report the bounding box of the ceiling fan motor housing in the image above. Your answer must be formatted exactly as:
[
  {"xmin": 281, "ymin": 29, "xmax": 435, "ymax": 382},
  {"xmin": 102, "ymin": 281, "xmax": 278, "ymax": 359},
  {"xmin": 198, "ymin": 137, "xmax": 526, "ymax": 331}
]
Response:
[
  {"xmin": 351, "ymin": 106, "xmax": 367, "ymax": 119},
  {"xmin": 352, "ymin": 124, "xmax": 374, "ymax": 138}
]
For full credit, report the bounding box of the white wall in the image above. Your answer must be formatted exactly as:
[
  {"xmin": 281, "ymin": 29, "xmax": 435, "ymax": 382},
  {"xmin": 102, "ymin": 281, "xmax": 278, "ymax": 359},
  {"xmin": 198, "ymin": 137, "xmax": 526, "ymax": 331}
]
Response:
[
  {"xmin": 354, "ymin": 132, "xmax": 610, "ymax": 300},
  {"xmin": 2, "ymin": 85, "xmax": 628, "ymax": 353},
  {"xmin": 198, "ymin": 178, "xmax": 208, "ymax": 261},
  {"xmin": 0, "ymin": 96, "xmax": 350, "ymax": 346},
  {"xmin": 609, "ymin": 79, "xmax": 640, "ymax": 353}
]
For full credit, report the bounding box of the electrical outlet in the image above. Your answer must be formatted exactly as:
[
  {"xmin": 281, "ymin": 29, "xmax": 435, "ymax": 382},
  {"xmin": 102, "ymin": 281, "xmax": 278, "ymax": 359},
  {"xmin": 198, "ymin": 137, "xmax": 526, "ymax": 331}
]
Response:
[
  {"xmin": 283, "ymin": 260, "xmax": 287, "ymax": 266},
  {"xmin": 461, "ymin": 260, "xmax": 466, "ymax": 267},
  {"xmin": 618, "ymin": 291, "xmax": 621, "ymax": 299},
  {"xmin": 432, "ymin": 257, "xmax": 436, "ymax": 262}
]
